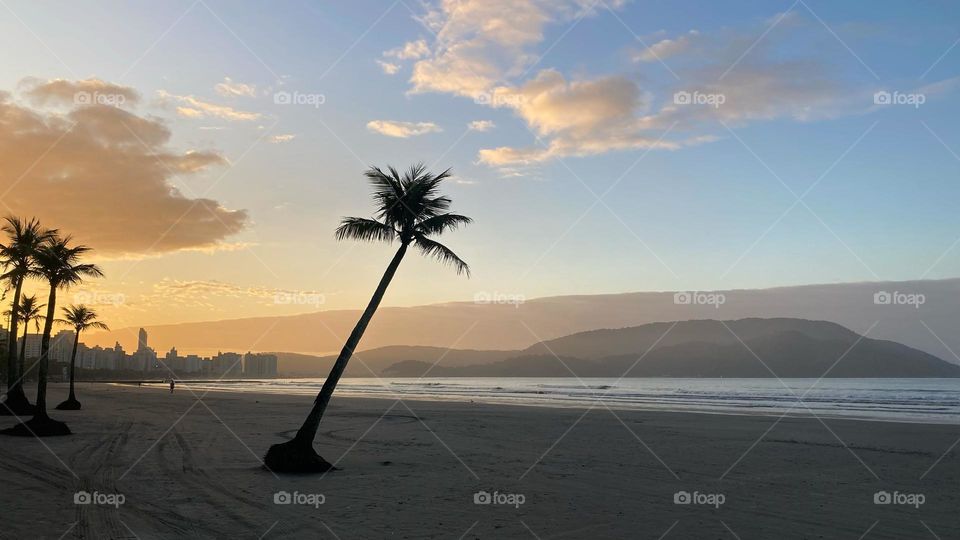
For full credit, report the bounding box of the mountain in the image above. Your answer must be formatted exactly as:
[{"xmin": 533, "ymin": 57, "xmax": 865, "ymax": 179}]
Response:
[
  {"xmin": 274, "ymin": 347, "xmax": 514, "ymax": 377},
  {"xmin": 379, "ymin": 319, "xmax": 960, "ymax": 378},
  {"xmin": 87, "ymin": 278, "xmax": 960, "ymax": 363}
]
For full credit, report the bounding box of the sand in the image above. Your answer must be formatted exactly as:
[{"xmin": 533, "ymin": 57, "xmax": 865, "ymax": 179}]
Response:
[{"xmin": 0, "ymin": 382, "xmax": 958, "ymax": 539}]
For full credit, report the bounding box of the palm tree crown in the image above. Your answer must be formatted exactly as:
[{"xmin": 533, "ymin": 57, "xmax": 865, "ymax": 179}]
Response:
[
  {"xmin": 0, "ymin": 217, "xmax": 56, "ymax": 284},
  {"xmin": 335, "ymin": 164, "xmax": 472, "ymax": 275},
  {"xmin": 34, "ymin": 235, "xmax": 104, "ymax": 288},
  {"xmin": 57, "ymin": 305, "xmax": 109, "ymax": 334},
  {"xmin": 15, "ymin": 295, "xmax": 44, "ymax": 331}
]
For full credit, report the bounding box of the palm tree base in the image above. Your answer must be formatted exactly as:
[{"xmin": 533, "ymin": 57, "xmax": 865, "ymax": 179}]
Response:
[
  {"xmin": 0, "ymin": 389, "xmax": 35, "ymax": 416},
  {"xmin": 0, "ymin": 415, "xmax": 71, "ymax": 437},
  {"xmin": 55, "ymin": 398, "xmax": 82, "ymax": 410},
  {"xmin": 264, "ymin": 439, "xmax": 336, "ymax": 473}
]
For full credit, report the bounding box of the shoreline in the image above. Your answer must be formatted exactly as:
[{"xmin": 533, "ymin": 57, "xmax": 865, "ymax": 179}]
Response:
[{"xmin": 118, "ymin": 377, "xmax": 960, "ymax": 426}]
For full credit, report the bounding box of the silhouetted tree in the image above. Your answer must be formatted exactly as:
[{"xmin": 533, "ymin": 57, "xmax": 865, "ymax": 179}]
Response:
[
  {"xmin": 265, "ymin": 164, "xmax": 472, "ymax": 472},
  {"xmin": 9, "ymin": 295, "xmax": 44, "ymax": 385},
  {"xmin": 0, "ymin": 217, "xmax": 55, "ymax": 415},
  {"xmin": 56, "ymin": 305, "xmax": 108, "ymax": 410},
  {"xmin": 4, "ymin": 235, "xmax": 101, "ymax": 436}
]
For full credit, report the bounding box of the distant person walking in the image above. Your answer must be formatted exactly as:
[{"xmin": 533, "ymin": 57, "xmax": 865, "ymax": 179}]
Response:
[{"xmin": 169, "ymin": 380, "xmax": 175, "ymax": 394}]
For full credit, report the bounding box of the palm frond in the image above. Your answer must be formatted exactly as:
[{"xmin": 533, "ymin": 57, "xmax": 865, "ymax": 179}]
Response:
[
  {"xmin": 334, "ymin": 217, "xmax": 396, "ymax": 243},
  {"xmin": 415, "ymin": 213, "xmax": 473, "ymax": 236},
  {"xmin": 364, "ymin": 166, "xmax": 405, "ymax": 225},
  {"xmin": 35, "ymin": 236, "xmax": 104, "ymax": 288},
  {"xmin": 413, "ymin": 234, "xmax": 471, "ymax": 277}
]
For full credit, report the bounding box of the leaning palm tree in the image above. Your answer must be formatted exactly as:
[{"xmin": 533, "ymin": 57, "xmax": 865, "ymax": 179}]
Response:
[
  {"xmin": 0, "ymin": 217, "xmax": 56, "ymax": 415},
  {"xmin": 3, "ymin": 235, "xmax": 102, "ymax": 436},
  {"xmin": 55, "ymin": 305, "xmax": 108, "ymax": 410},
  {"xmin": 12, "ymin": 295, "xmax": 44, "ymax": 386},
  {"xmin": 264, "ymin": 164, "xmax": 472, "ymax": 472}
]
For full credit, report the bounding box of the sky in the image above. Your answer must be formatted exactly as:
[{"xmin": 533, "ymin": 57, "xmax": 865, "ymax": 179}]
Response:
[{"xmin": 0, "ymin": 0, "xmax": 958, "ymax": 329}]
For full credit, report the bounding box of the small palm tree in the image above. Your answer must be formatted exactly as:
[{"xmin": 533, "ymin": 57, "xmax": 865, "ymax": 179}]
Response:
[
  {"xmin": 7, "ymin": 235, "xmax": 102, "ymax": 436},
  {"xmin": 0, "ymin": 217, "xmax": 55, "ymax": 415},
  {"xmin": 12, "ymin": 295, "xmax": 45, "ymax": 384},
  {"xmin": 265, "ymin": 164, "xmax": 472, "ymax": 472},
  {"xmin": 55, "ymin": 305, "xmax": 108, "ymax": 410}
]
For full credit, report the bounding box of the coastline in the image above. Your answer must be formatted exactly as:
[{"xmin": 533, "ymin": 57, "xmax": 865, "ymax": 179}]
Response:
[
  {"xmin": 1, "ymin": 382, "xmax": 957, "ymax": 538},
  {"xmin": 125, "ymin": 377, "xmax": 960, "ymax": 426}
]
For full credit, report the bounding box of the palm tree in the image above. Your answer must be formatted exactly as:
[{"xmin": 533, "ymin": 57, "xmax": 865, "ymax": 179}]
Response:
[
  {"xmin": 12, "ymin": 295, "xmax": 44, "ymax": 385},
  {"xmin": 264, "ymin": 164, "xmax": 472, "ymax": 472},
  {"xmin": 4, "ymin": 235, "xmax": 102, "ymax": 436},
  {"xmin": 0, "ymin": 217, "xmax": 55, "ymax": 415},
  {"xmin": 55, "ymin": 305, "xmax": 108, "ymax": 410}
]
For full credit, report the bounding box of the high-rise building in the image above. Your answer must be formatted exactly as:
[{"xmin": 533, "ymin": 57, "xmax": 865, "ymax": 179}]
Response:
[
  {"xmin": 49, "ymin": 330, "xmax": 76, "ymax": 363},
  {"xmin": 243, "ymin": 352, "xmax": 278, "ymax": 378},
  {"xmin": 164, "ymin": 347, "xmax": 186, "ymax": 372},
  {"xmin": 111, "ymin": 342, "xmax": 126, "ymax": 371},
  {"xmin": 184, "ymin": 354, "xmax": 202, "ymax": 373},
  {"xmin": 138, "ymin": 328, "xmax": 148, "ymax": 351},
  {"xmin": 132, "ymin": 347, "xmax": 157, "ymax": 372},
  {"xmin": 213, "ymin": 351, "xmax": 243, "ymax": 378},
  {"xmin": 18, "ymin": 333, "xmax": 42, "ymax": 360}
]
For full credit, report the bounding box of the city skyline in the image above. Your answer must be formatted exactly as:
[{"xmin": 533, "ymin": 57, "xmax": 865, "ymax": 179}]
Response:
[{"xmin": 0, "ymin": 324, "xmax": 278, "ymax": 377}]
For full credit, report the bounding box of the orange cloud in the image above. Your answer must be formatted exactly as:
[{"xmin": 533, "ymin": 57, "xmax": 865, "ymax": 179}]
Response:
[
  {"xmin": 0, "ymin": 78, "xmax": 248, "ymax": 255},
  {"xmin": 20, "ymin": 77, "xmax": 141, "ymax": 107}
]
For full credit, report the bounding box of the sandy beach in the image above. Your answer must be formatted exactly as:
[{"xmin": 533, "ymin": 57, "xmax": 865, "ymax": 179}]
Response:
[{"xmin": 1, "ymin": 382, "xmax": 957, "ymax": 539}]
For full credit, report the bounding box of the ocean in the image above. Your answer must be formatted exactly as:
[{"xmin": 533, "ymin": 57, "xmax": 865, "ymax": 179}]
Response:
[{"xmin": 158, "ymin": 377, "xmax": 960, "ymax": 424}]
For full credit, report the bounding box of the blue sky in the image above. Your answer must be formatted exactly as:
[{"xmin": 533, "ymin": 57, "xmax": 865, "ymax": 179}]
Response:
[{"xmin": 0, "ymin": 0, "xmax": 958, "ymax": 327}]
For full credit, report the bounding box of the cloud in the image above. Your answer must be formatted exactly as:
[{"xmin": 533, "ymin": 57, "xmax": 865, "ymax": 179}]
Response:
[
  {"xmin": 467, "ymin": 120, "xmax": 495, "ymax": 132},
  {"xmin": 157, "ymin": 90, "xmax": 261, "ymax": 121},
  {"xmin": 405, "ymin": 0, "xmax": 622, "ymax": 99},
  {"xmin": 214, "ymin": 77, "xmax": 257, "ymax": 98},
  {"xmin": 377, "ymin": 60, "xmax": 402, "ymax": 75},
  {"xmin": 385, "ymin": 39, "xmax": 431, "ymax": 60},
  {"xmin": 634, "ymin": 30, "xmax": 700, "ymax": 62},
  {"xmin": 392, "ymin": 3, "xmax": 900, "ymax": 170},
  {"xmin": 366, "ymin": 120, "xmax": 443, "ymax": 138},
  {"xmin": 153, "ymin": 279, "xmax": 323, "ymax": 303},
  {"xmin": 20, "ymin": 77, "xmax": 140, "ymax": 107},
  {"xmin": 0, "ymin": 79, "xmax": 248, "ymax": 255},
  {"xmin": 269, "ymin": 133, "xmax": 296, "ymax": 143},
  {"xmin": 477, "ymin": 70, "xmax": 685, "ymax": 166}
]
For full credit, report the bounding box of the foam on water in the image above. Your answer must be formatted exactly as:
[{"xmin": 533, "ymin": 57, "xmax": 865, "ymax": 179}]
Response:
[{"xmin": 160, "ymin": 377, "xmax": 960, "ymax": 424}]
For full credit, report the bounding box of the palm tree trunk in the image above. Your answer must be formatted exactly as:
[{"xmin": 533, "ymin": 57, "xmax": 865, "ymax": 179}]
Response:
[
  {"xmin": 292, "ymin": 243, "xmax": 408, "ymax": 446},
  {"xmin": 34, "ymin": 287, "xmax": 57, "ymax": 420},
  {"xmin": 17, "ymin": 323, "xmax": 27, "ymax": 382},
  {"xmin": 4, "ymin": 278, "xmax": 30, "ymax": 414},
  {"xmin": 67, "ymin": 331, "xmax": 80, "ymax": 401},
  {"xmin": 5, "ymin": 278, "xmax": 21, "ymax": 382}
]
